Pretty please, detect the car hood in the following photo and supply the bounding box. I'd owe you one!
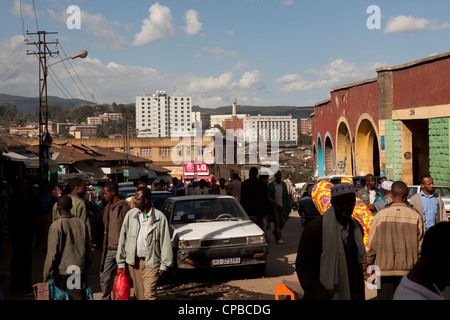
[172,220,264,241]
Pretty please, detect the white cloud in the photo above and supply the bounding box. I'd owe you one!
[276,59,385,92]
[202,46,238,61]
[133,2,175,46]
[47,8,127,51]
[384,15,450,34]
[238,70,263,89]
[281,0,295,6]
[182,9,202,37]
[10,0,39,19]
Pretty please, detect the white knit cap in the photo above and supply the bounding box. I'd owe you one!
[381,180,393,191]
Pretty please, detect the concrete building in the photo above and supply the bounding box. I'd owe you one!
[300,118,312,135]
[87,113,123,126]
[243,115,298,146]
[311,52,450,187]
[69,125,97,139]
[135,90,192,138]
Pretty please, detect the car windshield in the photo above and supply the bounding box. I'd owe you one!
[171,198,248,224]
[435,187,450,197]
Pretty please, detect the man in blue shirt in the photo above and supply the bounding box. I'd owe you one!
[410,174,447,230]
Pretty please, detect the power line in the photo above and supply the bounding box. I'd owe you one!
[31,0,39,31]
[57,43,98,104]
[49,56,90,102]
[0,57,35,85]
[0,44,25,66]
[19,0,26,38]
[47,69,79,109]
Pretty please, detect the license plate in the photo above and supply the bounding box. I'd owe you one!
[212,257,241,266]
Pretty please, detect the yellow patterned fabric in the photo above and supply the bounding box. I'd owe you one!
[311,180,374,252]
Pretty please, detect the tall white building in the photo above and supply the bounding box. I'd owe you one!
[243,115,298,146]
[135,90,192,137]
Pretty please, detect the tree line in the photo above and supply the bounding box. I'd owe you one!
[0,102,136,137]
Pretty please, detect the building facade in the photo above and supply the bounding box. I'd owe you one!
[243,115,298,146]
[311,52,450,187]
[135,90,192,138]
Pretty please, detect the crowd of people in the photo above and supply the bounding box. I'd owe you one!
[3,169,447,301]
[296,173,450,300]
[0,168,296,301]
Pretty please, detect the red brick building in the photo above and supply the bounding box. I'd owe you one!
[312,52,450,186]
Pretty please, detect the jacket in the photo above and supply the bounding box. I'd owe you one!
[268,180,291,222]
[393,274,444,300]
[409,192,447,226]
[52,194,92,244]
[356,185,377,207]
[100,199,130,269]
[366,203,424,276]
[240,177,269,219]
[116,207,173,271]
[43,215,91,278]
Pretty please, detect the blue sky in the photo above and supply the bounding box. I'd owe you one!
[1,0,450,108]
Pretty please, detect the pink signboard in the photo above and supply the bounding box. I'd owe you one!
[184,162,209,175]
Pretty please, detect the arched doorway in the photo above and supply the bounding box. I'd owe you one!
[355,117,380,176]
[317,134,325,176]
[336,121,353,175]
[324,134,335,175]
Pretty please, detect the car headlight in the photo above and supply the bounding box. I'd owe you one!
[178,240,201,249]
[247,235,266,245]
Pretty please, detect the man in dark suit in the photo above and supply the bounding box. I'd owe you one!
[240,167,269,239]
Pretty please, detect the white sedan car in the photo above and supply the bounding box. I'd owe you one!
[408,185,450,218]
[160,195,269,276]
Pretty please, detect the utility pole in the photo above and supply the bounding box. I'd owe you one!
[27,31,59,183]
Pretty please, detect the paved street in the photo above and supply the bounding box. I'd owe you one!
[0,209,377,300]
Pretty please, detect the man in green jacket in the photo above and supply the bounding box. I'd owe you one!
[116,187,173,300]
[268,171,291,244]
[43,196,91,300]
[52,178,92,246]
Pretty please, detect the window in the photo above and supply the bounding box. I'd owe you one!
[141,148,151,157]
[159,147,170,157]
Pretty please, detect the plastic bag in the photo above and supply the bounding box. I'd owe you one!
[86,286,94,300]
[113,269,131,300]
[47,279,68,300]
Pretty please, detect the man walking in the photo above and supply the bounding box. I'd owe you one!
[356,174,378,212]
[367,181,425,300]
[240,167,269,236]
[116,187,173,300]
[268,171,291,244]
[99,181,130,300]
[296,183,366,300]
[52,177,92,246]
[43,196,91,300]
[409,174,447,231]
[227,173,241,201]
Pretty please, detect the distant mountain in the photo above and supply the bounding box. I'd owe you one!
[0,94,95,114]
[192,105,315,120]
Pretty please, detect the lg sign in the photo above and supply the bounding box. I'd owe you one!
[184,162,209,175]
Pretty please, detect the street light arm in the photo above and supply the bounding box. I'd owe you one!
[48,49,88,68]
[70,50,88,59]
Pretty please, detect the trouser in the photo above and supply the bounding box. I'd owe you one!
[128,258,160,300]
[99,249,117,300]
[253,215,270,243]
[377,276,402,300]
[272,207,286,241]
